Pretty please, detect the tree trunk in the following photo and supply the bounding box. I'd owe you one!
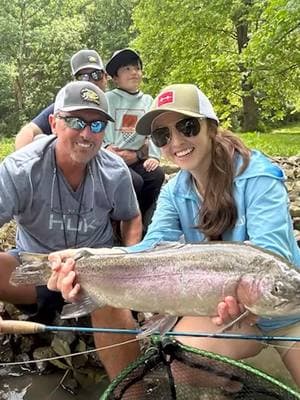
[234,0,259,131]
[241,91,259,132]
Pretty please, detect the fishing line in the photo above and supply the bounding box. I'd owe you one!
[0,337,139,367]
[0,335,299,369]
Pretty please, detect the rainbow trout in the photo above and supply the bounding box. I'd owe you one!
[10,242,300,319]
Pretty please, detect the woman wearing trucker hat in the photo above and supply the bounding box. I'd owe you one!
[48,83,300,387]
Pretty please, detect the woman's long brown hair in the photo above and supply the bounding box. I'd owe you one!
[198,119,250,240]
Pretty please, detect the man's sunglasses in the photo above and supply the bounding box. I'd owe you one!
[57,115,107,134]
[151,117,203,148]
[76,70,105,82]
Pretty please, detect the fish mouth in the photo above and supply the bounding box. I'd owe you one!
[273,300,289,309]
[273,298,300,312]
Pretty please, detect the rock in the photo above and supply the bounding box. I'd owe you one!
[33,346,56,373]
[0,335,14,363]
[290,206,300,218]
[0,220,16,251]
[294,218,300,230]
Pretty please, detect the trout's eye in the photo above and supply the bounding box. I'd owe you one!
[272,281,285,295]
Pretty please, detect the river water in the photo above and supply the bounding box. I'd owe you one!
[0,371,109,400]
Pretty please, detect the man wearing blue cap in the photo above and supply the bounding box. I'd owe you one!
[0,81,142,379]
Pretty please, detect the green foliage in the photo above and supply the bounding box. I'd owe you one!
[0,0,137,137]
[0,0,298,136]
[80,0,139,61]
[0,138,14,160]
[242,0,300,121]
[132,0,300,130]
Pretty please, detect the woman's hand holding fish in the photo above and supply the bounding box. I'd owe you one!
[212,296,243,326]
[47,255,81,303]
[212,296,257,327]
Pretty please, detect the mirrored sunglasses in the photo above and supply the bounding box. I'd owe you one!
[57,115,107,134]
[151,117,203,148]
[76,70,105,82]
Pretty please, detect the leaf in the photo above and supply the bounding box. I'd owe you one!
[73,367,107,387]
[49,358,70,370]
[72,339,88,369]
[51,336,73,368]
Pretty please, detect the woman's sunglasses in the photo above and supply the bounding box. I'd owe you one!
[57,115,107,134]
[76,70,105,82]
[151,117,203,148]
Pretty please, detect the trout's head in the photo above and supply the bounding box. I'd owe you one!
[238,267,300,318]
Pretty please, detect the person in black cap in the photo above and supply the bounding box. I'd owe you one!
[15,49,108,149]
[0,80,142,380]
[104,48,165,222]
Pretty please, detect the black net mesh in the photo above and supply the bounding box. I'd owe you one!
[100,338,300,400]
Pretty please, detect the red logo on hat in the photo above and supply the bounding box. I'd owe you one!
[158,91,174,107]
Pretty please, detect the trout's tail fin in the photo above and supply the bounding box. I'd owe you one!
[10,252,51,286]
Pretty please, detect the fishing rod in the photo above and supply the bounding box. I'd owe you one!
[1,319,300,342]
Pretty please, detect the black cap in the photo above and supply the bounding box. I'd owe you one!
[105,48,142,77]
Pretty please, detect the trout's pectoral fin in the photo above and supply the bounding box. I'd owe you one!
[61,295,104,319]
[73,249,95,261]
[137,314,178,339]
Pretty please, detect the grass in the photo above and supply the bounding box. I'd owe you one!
[0,123,299,162]
[237,123,300,157]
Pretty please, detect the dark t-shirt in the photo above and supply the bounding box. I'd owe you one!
[32,103,54,135]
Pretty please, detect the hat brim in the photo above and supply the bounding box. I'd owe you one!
[57,105,114,122]
[106,49,141,77]
[73,64,103,75]
[136,108,205,136]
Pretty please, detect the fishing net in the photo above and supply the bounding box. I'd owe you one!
[100,337,300,400]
